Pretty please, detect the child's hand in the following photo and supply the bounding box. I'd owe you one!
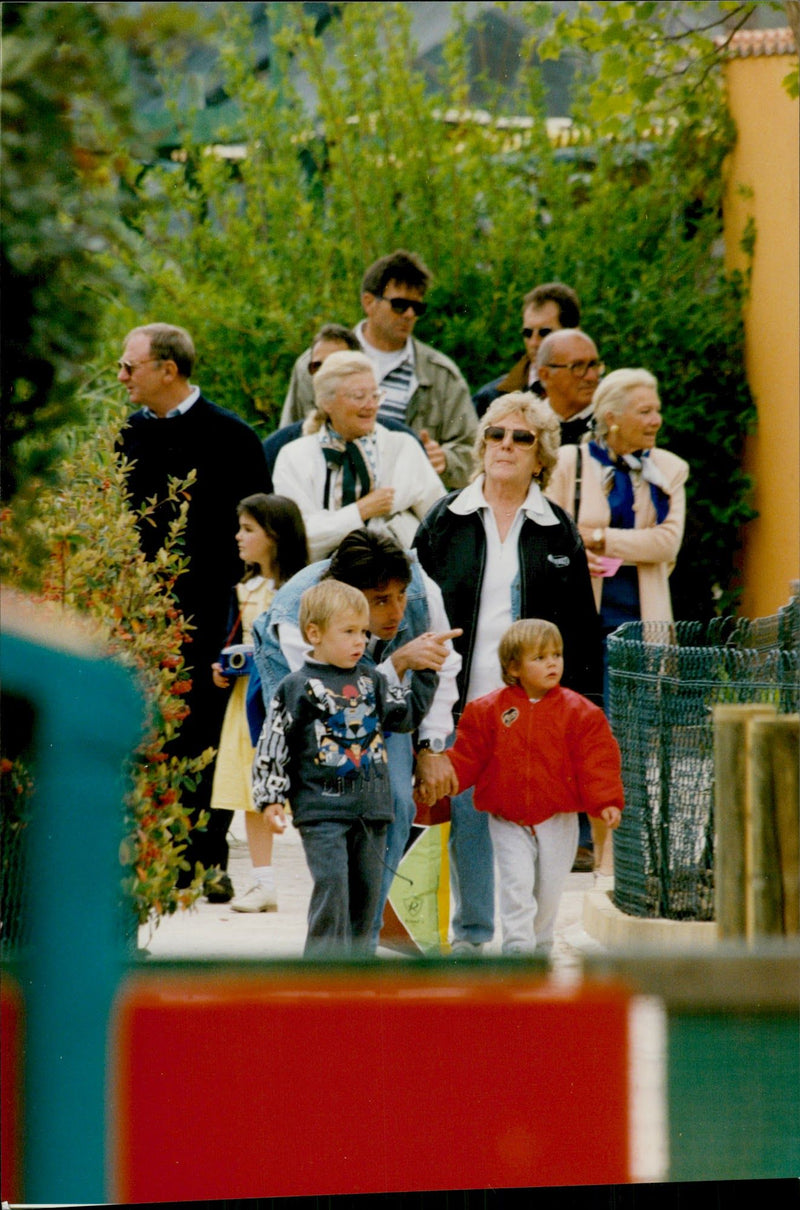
[600,806,622,829]
[263,802,288,833]
[211,661,230,689]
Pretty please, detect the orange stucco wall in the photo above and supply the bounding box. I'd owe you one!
[723,47,800,618]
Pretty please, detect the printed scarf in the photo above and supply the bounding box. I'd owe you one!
[319,426,377,509]
[588,440,670,527]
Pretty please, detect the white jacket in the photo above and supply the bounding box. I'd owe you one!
[272,422,446,561]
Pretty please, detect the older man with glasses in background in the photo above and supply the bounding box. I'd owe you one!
[279,249,476,490]
[536,327,605,448]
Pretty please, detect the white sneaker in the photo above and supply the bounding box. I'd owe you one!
[230,883,278,913]
[450,939,485,957]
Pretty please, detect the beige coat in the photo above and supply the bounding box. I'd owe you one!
[545,443,689,623]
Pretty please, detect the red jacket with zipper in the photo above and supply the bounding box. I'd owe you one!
[447,684,623,826]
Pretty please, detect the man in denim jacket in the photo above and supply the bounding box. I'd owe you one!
[252,529,461,947]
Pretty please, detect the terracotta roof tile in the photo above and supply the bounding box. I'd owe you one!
[719,27,798,58]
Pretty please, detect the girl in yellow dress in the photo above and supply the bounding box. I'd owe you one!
[210,494,308,911]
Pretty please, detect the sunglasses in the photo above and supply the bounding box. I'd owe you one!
[485,426,537,447]
[381,296,427,317]
[522,326,553,340]
[117,357,162,375]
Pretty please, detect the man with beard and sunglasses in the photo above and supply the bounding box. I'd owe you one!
[279,249,476,490]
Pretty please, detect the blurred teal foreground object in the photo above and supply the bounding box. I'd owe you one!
[1,593,144,1204]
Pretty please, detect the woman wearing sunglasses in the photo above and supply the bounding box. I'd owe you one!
[272,349,446,561]
[413,393,602,953]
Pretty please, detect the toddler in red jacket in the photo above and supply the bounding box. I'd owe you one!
[437,618,623,955]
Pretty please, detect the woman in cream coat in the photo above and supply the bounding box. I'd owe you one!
[547,367,688,627]
[546,367,689,875]
[273,350,445,561]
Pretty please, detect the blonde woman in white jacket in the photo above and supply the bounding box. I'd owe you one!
[546,367,689,876]
[273,350,445,561]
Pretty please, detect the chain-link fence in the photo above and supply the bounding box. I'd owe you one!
[608,587,800,920]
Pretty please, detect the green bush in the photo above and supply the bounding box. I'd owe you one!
[101,1,754,616]
[0,391,216,930]
[1,1,137,500]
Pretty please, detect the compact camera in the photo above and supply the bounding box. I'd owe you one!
[218,643,255,678]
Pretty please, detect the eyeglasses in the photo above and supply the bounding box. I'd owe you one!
[485,426,537,447]
[117,357,162,375]
[340,389,384,406]
[543,359,604,379]
[522,326,553,340]
[380,296,427,317]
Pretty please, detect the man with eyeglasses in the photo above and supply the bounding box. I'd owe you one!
[536,328,605,448]
[472,282,581,418]
[117,323,270,902]
[279,250,476,489]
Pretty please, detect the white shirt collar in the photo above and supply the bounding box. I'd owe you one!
[143,384,200,420]
[355,319,415,371]
[448,474,560,526]
[542,398,594,426]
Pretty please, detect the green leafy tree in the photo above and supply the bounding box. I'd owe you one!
[0,393,217,930]
[0,2,141,500]
[533,1,798,132]
[107,1,760,615]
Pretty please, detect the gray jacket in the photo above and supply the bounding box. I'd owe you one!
[252,660,437,824]
[279,337,477,489]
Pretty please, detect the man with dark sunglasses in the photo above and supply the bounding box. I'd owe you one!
[279,250,476,490]
[472,282,581,418]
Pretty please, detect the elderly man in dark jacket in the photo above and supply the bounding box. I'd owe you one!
[117,322,270,898]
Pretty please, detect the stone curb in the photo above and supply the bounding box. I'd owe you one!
[583,889,717,949]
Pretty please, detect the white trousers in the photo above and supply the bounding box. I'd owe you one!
[488,812,579,954]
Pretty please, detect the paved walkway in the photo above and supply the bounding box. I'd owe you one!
[139,811,606,971]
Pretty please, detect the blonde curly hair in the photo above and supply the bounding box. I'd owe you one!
[472,393,561,489]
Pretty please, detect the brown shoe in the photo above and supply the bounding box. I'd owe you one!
[571,846,594,873]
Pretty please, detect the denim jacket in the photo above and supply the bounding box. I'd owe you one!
[252,554,432,711]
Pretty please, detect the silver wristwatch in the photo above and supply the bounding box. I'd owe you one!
[417,737,446,753]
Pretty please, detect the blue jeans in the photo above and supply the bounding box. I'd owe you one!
[298,818,389,956]
[371,731,416,946]
[449,787,495,945]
